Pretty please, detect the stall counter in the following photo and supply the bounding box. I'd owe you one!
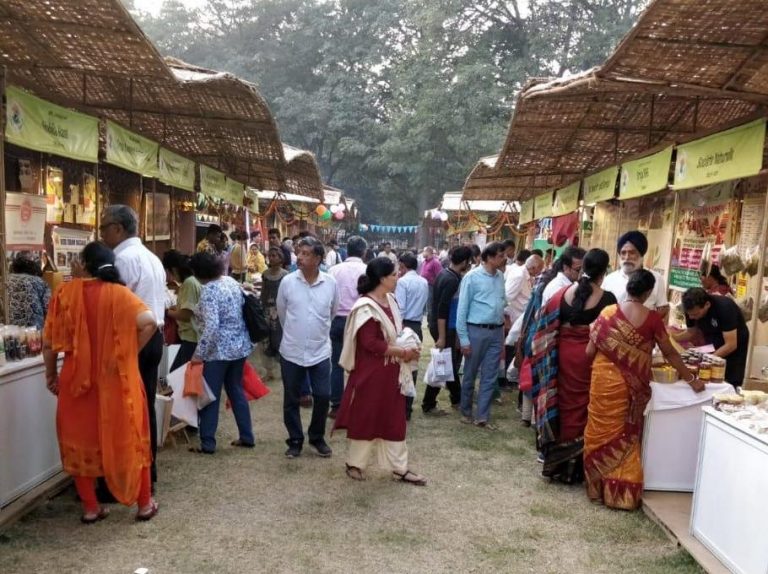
[691,407,768,574]
[0,356,62,509]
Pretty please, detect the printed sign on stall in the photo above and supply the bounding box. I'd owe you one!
[4,193,46,250]
[51,227,94,277]
[5,86,99,163]
[534,191,553,219]
[105,121,159,178]
[619,146,673,200]
[674,119,766,190]
[552,182,579,216]
[519,199,534,224]
[583,166,618,205]
[223,178,244,206]
[200,165,226,199]
[159,147,195,192]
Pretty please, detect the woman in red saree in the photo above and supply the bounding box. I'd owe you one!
[334,257,426,485]
[533,249,616,484]
[584,269,701,510]
[43,242,159,523]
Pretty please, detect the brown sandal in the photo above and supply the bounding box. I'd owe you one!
[135,500,159,522]
[345,464,366,481]
[392,470,427,486]
[80,506,110,524]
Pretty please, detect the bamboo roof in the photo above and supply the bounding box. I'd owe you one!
[0,0,324,199]
[462,0,768,202]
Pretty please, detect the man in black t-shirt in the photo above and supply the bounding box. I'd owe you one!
[423,246,473,414]
[674,288,749,386]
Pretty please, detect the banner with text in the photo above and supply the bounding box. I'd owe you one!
[5,86,98,163]
[159,147,195,192]
[224,178,245,206]
[200,165,227,200]
[534,191,553,219]
[583,166,618,205]
[5,193,46,250]
[552,182,580,216]
[52,227,94,277]
[519,199,534,224]
[619,146,673,200]
[674,119,766,190]
[105,121,159,177]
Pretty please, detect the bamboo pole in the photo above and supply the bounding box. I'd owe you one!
[0,66,8,323]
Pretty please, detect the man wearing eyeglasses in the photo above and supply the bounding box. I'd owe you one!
[541,246,586,307]
[100,205,167,485]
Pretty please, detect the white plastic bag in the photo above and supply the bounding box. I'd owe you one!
[424,348,453,388]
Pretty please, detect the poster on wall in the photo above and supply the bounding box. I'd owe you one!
[4,193,46,250]
[45,166,64,223]
[145,193,171,241]
[669,201,732,291]
[77,173,97,227]
[637,194,675,279]
[52,227,94,277]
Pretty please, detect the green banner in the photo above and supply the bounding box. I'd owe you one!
[105,121,159,177]
[200,164,226,199]
[534,191,553,219]
[669,268,703,290]
[553,182,580,216]
[674,119,766,190]
[5,86,99,163]
[519,199,534,224]
[583,166,618,205]
[158,147,195,192]
[619,146,673,200]
[223,178,244,206]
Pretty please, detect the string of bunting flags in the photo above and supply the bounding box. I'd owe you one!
[359,224,419,234]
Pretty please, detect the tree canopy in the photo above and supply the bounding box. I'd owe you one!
[130,0,648,223]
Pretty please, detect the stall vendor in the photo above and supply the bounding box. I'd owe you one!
[603,231,669,320]
[674,287,749,386]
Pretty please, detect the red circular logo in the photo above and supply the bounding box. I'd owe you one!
[20,199,32,222]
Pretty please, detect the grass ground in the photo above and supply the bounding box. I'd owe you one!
[0,339,703,574]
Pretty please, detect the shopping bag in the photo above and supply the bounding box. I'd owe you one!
[430,347,453,380]
[226,361,271,409]
[183,362,205,398]
[167,365,199,428]
[424,361,444,388]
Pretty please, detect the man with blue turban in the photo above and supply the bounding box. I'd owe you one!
[603,230,669,319]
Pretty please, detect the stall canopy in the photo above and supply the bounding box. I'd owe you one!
[462,0,767,202]
[429,191,511,215]
[0,0,324,200]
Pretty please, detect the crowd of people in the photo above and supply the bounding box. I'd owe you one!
[28,208,752,523]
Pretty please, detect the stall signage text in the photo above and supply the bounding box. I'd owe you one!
[674,119,766,190]
[158,147,195,192]
[5,86,99,163]
[200,165,227,200]
[224,178,244,206]
[4,193,46,250]
[583,166,618,205]
[552,182,580,216]
[105,121,159,177]
[619,146,673,200]
[534,191,553,219]
[519,199,534,224]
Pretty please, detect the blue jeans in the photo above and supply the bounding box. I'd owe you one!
[199,357,253,452]
[281,357,331,447]
[460,325,503,423]
[330,316,347,409]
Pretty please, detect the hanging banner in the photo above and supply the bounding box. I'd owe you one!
[583,166,618,205]
[223,178,244,206]
[674,119,766,190]
[619,146,673,200]
[552,182,580,216]
[5,86,99,163]
[200,165,226,199]
[519,199,534,225]
[533,191,553,219]
[145,193,171,241]
[51,227,94,277]
[105,121,159,177]
[4,193,46,250]
[158,147,195,192]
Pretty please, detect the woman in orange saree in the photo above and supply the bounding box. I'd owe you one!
[584,269,700,510]
[43,242,159,523]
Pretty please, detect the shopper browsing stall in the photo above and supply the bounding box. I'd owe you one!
[674,288,749,386]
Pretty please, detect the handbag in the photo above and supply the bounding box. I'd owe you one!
[242,291,269,342]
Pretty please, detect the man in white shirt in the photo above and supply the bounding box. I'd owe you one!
[603,231,669,318]
[100,205,166,484]
[541,246,586,307]
[325,239,341,268]
[277,237,339,459]
[380,242,398,265]
[504,252,544,387]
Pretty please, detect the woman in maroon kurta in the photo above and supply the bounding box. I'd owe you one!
[334,257,427,485]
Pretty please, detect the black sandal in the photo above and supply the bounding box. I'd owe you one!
[392,470,427,486]
[188,446,215,455]
[345,464,365,481]
[230,439,255,448]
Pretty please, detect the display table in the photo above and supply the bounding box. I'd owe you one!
[642,381,735,492]
[0,356,62,508]
[691,407,768,574]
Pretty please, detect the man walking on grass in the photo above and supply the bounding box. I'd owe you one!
[277,237,339,458]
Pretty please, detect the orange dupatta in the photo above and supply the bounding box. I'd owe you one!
[44,279,151,506]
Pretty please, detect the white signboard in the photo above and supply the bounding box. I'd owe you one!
[51,227,93,276]
[5,192,46,250]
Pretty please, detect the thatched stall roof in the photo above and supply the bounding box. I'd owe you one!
[283,145,324,200]
[0,0,324,200]
[600,0,768,102]
[462,0,767,202]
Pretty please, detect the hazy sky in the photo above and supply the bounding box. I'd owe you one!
[133,0,208,16]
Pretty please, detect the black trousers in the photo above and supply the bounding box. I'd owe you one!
[139,329,164,483]
[423,327,462,410]
[402,319,424,419]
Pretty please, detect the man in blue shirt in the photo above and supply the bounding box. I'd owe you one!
[456,241,507,430]
[395,252,429,420]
